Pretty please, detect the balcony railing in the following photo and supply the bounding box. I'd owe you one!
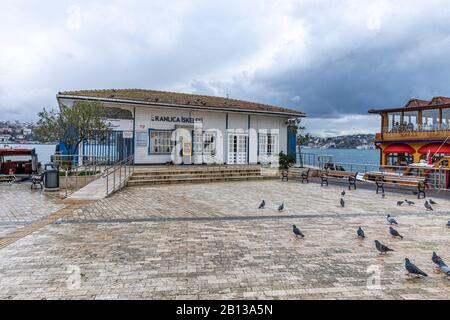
[378,126,450,141]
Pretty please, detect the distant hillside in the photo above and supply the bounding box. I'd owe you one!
[306,134,375,149]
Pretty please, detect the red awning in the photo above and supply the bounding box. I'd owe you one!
[418,143,450,154]
[383,144,415,154]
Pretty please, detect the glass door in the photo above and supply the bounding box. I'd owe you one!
[228,133,247,164]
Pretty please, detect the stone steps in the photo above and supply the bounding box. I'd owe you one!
[128,175,264,186]
[131,171,261,180]
[128,165,263,186]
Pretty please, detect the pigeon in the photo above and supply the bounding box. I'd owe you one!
[386,214,398,225]
[389,226,404,239]
[292,225,304,238]
[397,201,404,206]
[404,258,428,277]
[340,198,345,208]
[432,252,445,267]
[357,227,365,238]
[424,201,433,211]
[437,260,450,276]
[374,240,394,254]
[258,200,265,209]
[341,190,346,197]
[278,203,284,212]
[447,221,450,227]
[429,199,438,205]
[405,199,415,206]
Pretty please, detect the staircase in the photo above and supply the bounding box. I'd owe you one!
[128,165,263,186]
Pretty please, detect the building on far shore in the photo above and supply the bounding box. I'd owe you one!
[369,96,450,165]
[56,89,305,165]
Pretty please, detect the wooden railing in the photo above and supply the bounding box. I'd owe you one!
[376,129,450,141]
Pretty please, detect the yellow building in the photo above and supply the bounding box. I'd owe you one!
[369,96,450,166]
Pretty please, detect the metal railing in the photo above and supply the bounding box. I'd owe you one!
[61,162,103,198]
[51,154,116,168]
[104,155,134,196]
[297,150,333,168]
[316,160,450,191]
[382,125,450,134]
[48,154,131,198]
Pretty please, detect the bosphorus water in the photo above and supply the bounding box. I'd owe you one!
[301,147,379,165]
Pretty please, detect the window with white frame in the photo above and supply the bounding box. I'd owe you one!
[203,132,216,156]
[259,133,278,156]
[149,130,174,154]
[193,131,203,155]
[194,131,217,156]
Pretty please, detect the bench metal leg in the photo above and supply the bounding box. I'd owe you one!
[417,185,426,199]
[376,182,384,194]
[348,177,356,190]
[301,176,309,184]
[321,176,328,187]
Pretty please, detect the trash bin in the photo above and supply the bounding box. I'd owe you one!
[44,163,60,191]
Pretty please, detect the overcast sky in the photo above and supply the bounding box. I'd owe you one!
[2,0,450,136]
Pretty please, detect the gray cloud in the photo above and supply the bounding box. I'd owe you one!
[1,0,450,136]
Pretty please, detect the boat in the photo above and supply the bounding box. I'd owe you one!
[0,146,39,182]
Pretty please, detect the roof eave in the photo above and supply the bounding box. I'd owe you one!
[56,94,306,118]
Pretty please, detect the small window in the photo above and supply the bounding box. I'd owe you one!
[149,130,174,154]
[259,133,278,156]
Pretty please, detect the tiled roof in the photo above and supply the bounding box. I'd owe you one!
[428,96,450,105]
[57,89,305,117]
[403,98,430,108]
[369,96,450,113]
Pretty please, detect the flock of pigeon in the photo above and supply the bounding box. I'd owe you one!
[361,213,449,278]
[258,189,450,279]
[348,191,449,278]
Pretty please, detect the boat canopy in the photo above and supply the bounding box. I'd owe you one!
[0,148,36,157]
[383,144,415,154]
[418,143,450,154]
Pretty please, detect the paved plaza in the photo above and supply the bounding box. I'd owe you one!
[0,180,449,299]
[0,184,66,237]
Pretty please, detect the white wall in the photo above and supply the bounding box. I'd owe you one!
[58,98,291,165]
[251,115,287,164]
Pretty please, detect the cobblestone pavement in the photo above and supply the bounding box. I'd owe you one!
[0,184,66,237]
[0,180,449,299]
[61,180,450,221]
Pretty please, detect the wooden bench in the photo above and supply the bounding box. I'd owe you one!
[372,173,426,199]
[280,168,310,182]
[31,172,44,189]
[320,170,357,190]
[300,168,310,184]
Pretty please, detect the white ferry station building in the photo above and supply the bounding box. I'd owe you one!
[56,89,305,165]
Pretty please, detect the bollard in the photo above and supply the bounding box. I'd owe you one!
[65,170,68,198]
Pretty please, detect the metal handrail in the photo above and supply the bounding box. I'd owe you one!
[316,160,450,191]
[104,155,134,196]
[51,154,116,167]
[60,157,106,198]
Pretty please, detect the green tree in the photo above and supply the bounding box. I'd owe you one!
[34,101,110,156]
[287,118,311,167]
